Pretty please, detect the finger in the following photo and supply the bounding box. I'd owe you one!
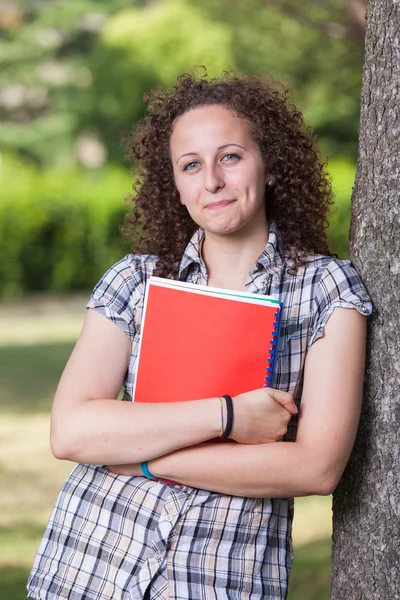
[270,390,298,414]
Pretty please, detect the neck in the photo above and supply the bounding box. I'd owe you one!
[202,220,269,291]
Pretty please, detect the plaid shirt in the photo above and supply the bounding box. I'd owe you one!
[28,226,372,600]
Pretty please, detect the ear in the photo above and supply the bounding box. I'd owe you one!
[266,174,275,187]
[179,197,186,206]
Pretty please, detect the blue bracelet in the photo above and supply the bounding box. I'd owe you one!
[140,461,157,479]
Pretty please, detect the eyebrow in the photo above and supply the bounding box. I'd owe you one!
[176,143,247,164]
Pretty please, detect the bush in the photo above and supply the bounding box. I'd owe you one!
[327,158,356,259]
[0,156,355,298]
[0,157,132,298]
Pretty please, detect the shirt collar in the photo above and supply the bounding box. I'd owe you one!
[178,228,207,281]
[178,223,284,281]
[253,222,284,274]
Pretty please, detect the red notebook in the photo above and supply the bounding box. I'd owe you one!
[133,277,282,403]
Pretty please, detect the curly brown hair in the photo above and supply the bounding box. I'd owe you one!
[123,70,334,278]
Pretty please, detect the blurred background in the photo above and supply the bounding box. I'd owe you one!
[0,0,366,598]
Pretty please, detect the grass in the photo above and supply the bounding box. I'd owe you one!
[0,301,332,600]
[0,343,75,413]
[289,538,332,599]
[0,566,32,600]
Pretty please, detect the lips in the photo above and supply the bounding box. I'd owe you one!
[205,199,235,209]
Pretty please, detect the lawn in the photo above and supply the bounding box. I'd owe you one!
[0,303,332,600]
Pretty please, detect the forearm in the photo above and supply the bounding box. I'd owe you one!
[52,386,297,466]
[51,398,220,465]
[148,441,336,498]
[113,309,365,497]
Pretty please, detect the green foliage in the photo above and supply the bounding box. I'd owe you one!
[84,0,234,160]
[201,0,363,159]
[0,0,363,166]
[0,154,354,298]
[0,0,235,165]
[327,158,356,258]
[102,1,233,85]
[0,156,132,297]
[0,0,135,165]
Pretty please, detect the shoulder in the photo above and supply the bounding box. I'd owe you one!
[301,255,372,315]
[301,255,372,347]
[86,253,158,340]
[282,254,370,306]
[99,252,158,281]
[277,254,372,346]
[91,253,157,299]
[294,253,359,282]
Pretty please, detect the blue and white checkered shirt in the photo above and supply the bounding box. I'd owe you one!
[28,226,372,600]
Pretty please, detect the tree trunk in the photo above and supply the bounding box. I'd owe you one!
[331,1,400,599]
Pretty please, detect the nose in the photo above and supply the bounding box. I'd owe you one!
[204,163,225,193]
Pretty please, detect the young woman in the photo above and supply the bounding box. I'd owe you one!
[28,72,372,600]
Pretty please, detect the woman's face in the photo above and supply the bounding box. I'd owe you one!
[170,104,271,238]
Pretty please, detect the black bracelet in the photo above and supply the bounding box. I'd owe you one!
[221,394,234,439]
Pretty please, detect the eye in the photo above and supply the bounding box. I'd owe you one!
[221,153,240,163]
[183,161,201,171]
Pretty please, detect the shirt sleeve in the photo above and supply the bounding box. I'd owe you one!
[308,259,373,348]
[86,256,140,342]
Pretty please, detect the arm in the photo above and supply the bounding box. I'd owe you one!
[113,308,366,497]
[51,309,219,464]
[51,309,296,465]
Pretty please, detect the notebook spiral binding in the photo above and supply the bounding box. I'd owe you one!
[264,304,283,388]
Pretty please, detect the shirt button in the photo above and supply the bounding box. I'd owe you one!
[181,486,188,492]
[166,514,173,522]
[154,550,161,560]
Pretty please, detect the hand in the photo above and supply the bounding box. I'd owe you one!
[229,388,297,444]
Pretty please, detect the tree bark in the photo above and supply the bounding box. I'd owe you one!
[331,1,400,599]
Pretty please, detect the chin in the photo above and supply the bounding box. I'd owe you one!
[204,223,241,236]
